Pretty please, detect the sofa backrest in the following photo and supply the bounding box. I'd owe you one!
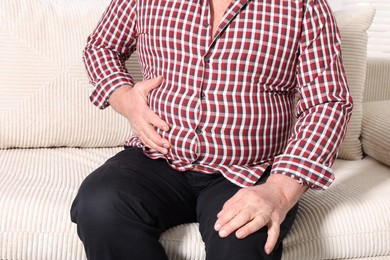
[364,58,390,103]
[1,0,387,153]
[0,0,136,149]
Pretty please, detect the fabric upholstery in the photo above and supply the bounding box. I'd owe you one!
[0,0,134,149]
[332,7,376,160]
[362,101,390,167]
[1,148,389,259]
[364,58,390,102]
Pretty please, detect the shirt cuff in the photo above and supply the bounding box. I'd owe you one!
[271,154,335,190]
[89,72,134,109]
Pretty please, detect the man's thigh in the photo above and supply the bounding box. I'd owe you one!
[195,174,298,260]
[72,147,197,231]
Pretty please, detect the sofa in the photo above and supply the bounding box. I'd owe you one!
[0,0,389,259]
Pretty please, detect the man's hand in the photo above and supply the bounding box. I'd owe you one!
[214,174,307,254]
[108,76,171,154]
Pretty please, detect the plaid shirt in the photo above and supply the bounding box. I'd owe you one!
[83,0,353,190]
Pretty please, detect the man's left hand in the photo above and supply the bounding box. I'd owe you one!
[214,174,308,254]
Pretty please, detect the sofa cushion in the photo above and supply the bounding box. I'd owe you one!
[364,58,390,103]
[0,0,137,149]
[1,148,389,259]
[362,101,390,167]
[332,7,376,160]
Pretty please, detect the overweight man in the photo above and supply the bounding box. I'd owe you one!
[71,0,353,259]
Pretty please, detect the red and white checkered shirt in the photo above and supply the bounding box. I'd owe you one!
[83,0,353,190]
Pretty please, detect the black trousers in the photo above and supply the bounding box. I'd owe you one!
[71,148,298,260]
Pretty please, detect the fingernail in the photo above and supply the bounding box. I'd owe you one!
[219,229,227,238]
[214,224,221,231]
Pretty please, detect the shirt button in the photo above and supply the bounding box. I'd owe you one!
[195,128,202,134]
[201,91,206,99]
[203,22,209,28]
[204,56,210,63]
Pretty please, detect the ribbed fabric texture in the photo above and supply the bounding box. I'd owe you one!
[362,101,390,167]
[0,0,143,149]
[282,156,390,260]
[0,148,122,260]
[332,7,376,160]
[364,58,390,103]
[1,148,389,260]
[160,224,206,260]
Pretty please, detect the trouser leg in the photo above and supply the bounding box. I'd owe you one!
[70,148,197,260]
[196,172,299,260]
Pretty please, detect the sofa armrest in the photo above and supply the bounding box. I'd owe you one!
[361,101,390,166]
[364,58,390,102]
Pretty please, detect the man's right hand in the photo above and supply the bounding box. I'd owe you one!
[108,76,171,154]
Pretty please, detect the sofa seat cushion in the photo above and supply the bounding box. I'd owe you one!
[1,148,389,260]
[282,157,390,259]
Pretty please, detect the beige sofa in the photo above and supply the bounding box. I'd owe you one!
[1,0,389,259]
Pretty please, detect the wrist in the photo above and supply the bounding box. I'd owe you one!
[108,84,132,103]
[108,85,133,114]
[263,173,308,209]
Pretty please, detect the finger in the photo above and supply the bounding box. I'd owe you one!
[215,190,248,232]
[138,76,163,94]
[138,128,169,154]
[144,112,171,149]
[264,222,280,255]
[214,202,241,230]
[235,214,269,239]
[146,110,170,133]
[217,209,253,238]
[133,115,169,150]
[217,190,245,218]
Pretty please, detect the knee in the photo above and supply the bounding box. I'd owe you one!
[71,167,155,228]
[71,165,141,225]
[70,171,120,225]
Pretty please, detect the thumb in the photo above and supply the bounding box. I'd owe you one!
[264,222,280,255]
[140,76,164,94]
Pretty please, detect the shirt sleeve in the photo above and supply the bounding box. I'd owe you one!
[270,0,353,190]
[82,0,138,109]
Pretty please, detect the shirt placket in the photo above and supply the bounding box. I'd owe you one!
[192,0,251,167]
[190,0,212,166]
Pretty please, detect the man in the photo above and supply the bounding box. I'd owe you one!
[71,0,353,259]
